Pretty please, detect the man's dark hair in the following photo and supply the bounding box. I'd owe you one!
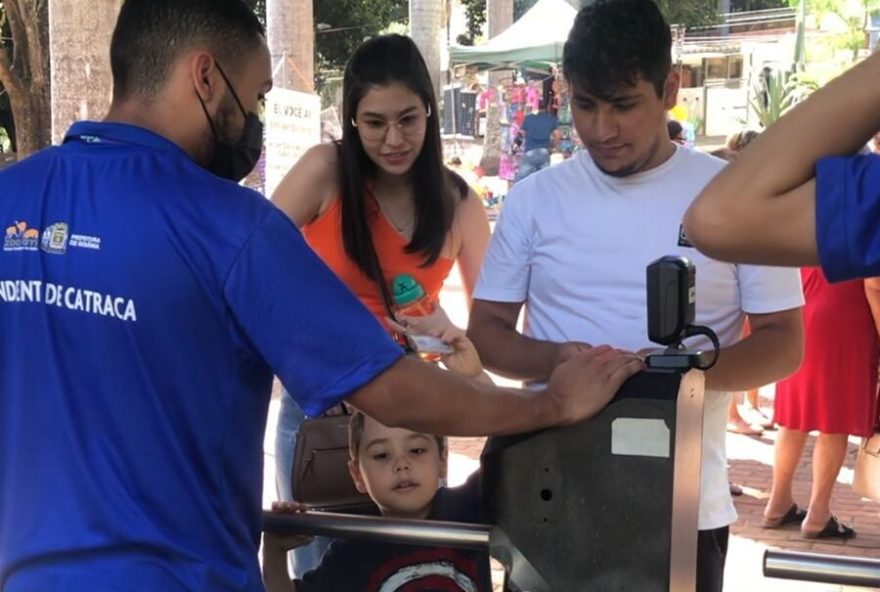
[110,0,265,100]
[563,0,672,99]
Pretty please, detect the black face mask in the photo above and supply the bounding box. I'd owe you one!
[197,63,264,182]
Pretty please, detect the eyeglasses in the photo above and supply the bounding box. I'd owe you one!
[352,106,431,142]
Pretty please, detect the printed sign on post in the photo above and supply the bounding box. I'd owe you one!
[264,88,321,198]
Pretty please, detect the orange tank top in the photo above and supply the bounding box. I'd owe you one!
[303,195,455,323]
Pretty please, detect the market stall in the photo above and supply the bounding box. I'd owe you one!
[448,0,580,186]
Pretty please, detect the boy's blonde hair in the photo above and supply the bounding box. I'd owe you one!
[348,411,445,461]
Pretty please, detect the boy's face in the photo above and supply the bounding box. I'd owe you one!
[570,72,679,177]
[348,415,447,520]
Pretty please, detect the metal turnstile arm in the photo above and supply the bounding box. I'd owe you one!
[764,549,880,587]
[262,510,491,551]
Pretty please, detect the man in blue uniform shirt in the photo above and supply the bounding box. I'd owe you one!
[0,1,643,591]
[683,51,880,282]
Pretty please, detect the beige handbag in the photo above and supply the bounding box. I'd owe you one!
[291,410,373,510]
[853,432,880,502]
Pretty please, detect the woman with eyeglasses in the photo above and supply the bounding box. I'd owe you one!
[270,34,490,577]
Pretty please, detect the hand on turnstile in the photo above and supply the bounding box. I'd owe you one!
[546,345,644,424]
[264,501,315,551]
[551,340,592,368]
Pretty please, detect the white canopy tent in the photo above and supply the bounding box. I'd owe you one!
[449,0,578,69]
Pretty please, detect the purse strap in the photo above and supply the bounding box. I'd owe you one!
[365,241,415,354]
[322,238,412,419]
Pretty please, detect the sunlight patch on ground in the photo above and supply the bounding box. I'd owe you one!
[447,451,480,487]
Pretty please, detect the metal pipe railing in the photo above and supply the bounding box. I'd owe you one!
[262,510,491,552]
[764,550,880,587]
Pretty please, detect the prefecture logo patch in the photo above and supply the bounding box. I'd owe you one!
[4,219,100,254]
[41,222,70,255]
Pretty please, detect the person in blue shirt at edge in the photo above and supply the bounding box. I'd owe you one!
[0,1,643,591]
[682,50,880,281]
[515,98,559,182]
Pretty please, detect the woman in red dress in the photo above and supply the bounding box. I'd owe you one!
[762,268,880,538]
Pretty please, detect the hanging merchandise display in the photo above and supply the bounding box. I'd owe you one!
[494,72,583,182]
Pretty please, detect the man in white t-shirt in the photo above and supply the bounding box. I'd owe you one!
[467,2,804,591]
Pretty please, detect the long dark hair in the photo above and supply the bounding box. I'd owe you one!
[338,34,464,285]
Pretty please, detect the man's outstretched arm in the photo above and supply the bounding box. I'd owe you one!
[347,346,642,437]
[684,52,880,267]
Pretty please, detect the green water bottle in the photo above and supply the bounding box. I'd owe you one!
[391,274,435,317]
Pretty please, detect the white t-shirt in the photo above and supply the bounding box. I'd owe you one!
[475,146,804,530]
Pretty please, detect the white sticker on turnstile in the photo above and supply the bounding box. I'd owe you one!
[611,418,670,458]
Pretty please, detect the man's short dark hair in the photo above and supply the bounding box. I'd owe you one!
[110,0,265,100]
[563,0,672,99]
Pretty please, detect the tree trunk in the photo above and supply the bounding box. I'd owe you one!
[0,0,52,157]
[480,0,513,175]
[48,0,123,145]
[267,0,314,92]
[410,0,446,101]
[6,86,50,157]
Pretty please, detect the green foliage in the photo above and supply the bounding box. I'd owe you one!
[655,0,719,27]
[747,70,817,127]
[0,127,11,153]
[314,0,407,72]
[461,0,486,45]
[516,0,720,27]
[729,0,788,9]
[513,0,719,26]
[787,0,880,59]
[252,0,266,26]
[459,0,487,45]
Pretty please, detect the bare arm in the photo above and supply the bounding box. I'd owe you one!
[864,278,880,337]
[704,308,803,391]
[271,143,339,227]
[684,52,880,266]
[262,536,297,592]
[347,347,642,436]
[467,299,590,382]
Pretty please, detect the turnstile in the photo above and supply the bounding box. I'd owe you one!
[764,550,880,588]
[482,369,704,592]
[265,369,706,592]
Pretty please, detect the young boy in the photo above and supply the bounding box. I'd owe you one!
[262,337,492,592]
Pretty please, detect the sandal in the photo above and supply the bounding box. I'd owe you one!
[802,515,856,540]
[762,503,807,529]
[726,419,763,436]
[743,407,776,430]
